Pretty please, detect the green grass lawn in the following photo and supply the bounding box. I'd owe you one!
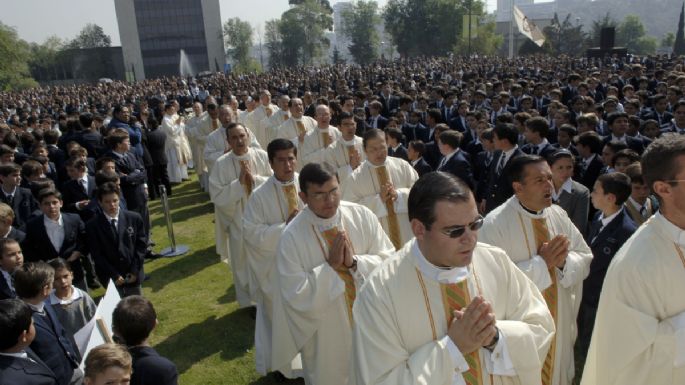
[98,173,299,384]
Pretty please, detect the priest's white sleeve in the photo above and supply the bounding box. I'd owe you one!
[667,311,685,367]
[514,256,552,291]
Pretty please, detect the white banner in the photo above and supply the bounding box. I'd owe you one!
[513,5,546,47]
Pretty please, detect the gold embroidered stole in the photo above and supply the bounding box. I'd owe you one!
[376,165,402,250]
[532,217,557,385]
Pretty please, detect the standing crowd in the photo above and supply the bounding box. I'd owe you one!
[1,53,685,385]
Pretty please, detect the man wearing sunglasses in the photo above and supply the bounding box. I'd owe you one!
[480,155,592,385]
[351,171,554,384]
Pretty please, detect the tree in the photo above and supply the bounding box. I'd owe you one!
[384,0,476,57]
[341,1,380,65]
[675,2,685,55]
[264,19,284,69]
[617,15,657,55]
[27,35,66,81]
[542,13,587,56]
[331,46,345,64]
[0,22,37,90]
[279,0,333,66]
[67,23,111,49]
[588,12,618,47]
[662,32,676,49]
[223,17,257,73]
[453,16,502,56]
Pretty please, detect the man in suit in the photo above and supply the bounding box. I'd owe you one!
[385,127,408,162]
[0,163,38,230]
[21,189,88,292]
[521,116,557,159]
[641,94,673,131]
[142,116,169,200]
[577,172,637,362]
[422,123,450,170]
[407,140,432,177]
[532,83,551,115]
[365,101,388,130]
[103,129,150,238]
[448,101,469,132]
[602,111,645,155]
[14,262,82,385]
[436,130,475,190]
[112,296,178,385]
[60,158,95,221]
[561,73,582,107]
[43,131,66,183]
[86,182,147,298]
[479,123,523,214]
[401,111,429,143]
[575,131,605,191]
[73,113,103,159]
[0,298,59,385]
[623,163,659,225]
[377,83,398,117]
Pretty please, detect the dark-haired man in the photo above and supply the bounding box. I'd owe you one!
[479,123,523,214]
[582,135,685,384]
[480,155,592,385]
[272,162,394,385]
[352,171,554,384]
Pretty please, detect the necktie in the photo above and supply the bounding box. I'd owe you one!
[79,179,87,194]
[438,156,447,169]
[321,131,332,147]
[282,184,298,215]
[321,227,356,325]
[110,218,118,240]
[376,166,402,250]
[532,217,557,385]
[441,281,484,385]
[640,205,647,217]
[296,121,306,136]
[496,154,506,175]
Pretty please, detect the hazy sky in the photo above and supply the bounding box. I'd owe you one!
[1,0,500,46]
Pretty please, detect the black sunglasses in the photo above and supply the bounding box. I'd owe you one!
[440,216,484,238]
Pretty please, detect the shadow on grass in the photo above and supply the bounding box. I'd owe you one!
[248,374,305,384]
[150,200,214,228]
[218,284,236,304]
[144,245,218,293]
[155,307,257,375]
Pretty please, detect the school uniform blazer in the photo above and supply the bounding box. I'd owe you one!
[104,150,147,212]
[85,209,147,285]
[0,187,38,230]
[129,346,179,385]
[7,227,26,243]
[61,176,96,215]
[481,148,524,213]
[22,213,87,282]
[412,158,432,177]
[437,150,475,191]
[582,208,637,308]
[30,304,80,385]
[0,271,14,300]
[555,180,590,234]
[0,348,58,385]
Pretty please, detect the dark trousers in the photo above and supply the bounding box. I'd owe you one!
[147,164,171,199]
[575,301,598,370]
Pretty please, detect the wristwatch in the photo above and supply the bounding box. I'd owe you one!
[344,256,358,270]
[484,327,500,352]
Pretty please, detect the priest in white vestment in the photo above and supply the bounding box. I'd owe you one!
[190,100,221,190]
[300,105,341,166]
[273,97,317,145]
[480,155,592,385]
[209,122,272,307]
[243,139,304,377]
[581,136,685,385]
[324,111,365,188]
[204,105,261,174]
[245,90,279,147]
[259,95,290,146]
[272,162,395,385]
[352,171,555,385]
[161,104,189,183]
[343,128,418,250]
[184,102,204,171]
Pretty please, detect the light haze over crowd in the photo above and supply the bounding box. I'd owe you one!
[1,0,501,46]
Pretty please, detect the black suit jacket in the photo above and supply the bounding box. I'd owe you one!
[86,209,147,286]
[0,269,15,300]
[521,142,558,159]
[22,213,87,283]
[31,304,80,385]
[481,148,524,213]
[473,151,493,199]
[366,115,388,130]
[576,155,605,191]
[145,128,168,166]
[0,187,38,230]
[412,157,432,177]
[7,227,26,243]
[105,150,148,212]
[602,135,645,155]
[388,145,409,162]
[129,346,179,385]
[423,141,442,170]
[402,123,429,143]
[0,348,58,385]
[61,176,96,217]
[73,131,103,159]
[437,150,475,191]
[448,115,468,132]
[582,209,637,308]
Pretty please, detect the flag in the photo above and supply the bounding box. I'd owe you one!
[513,5,546,47]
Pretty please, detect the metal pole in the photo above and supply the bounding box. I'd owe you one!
[468,0,472,56]
[158,185,190,257]
[508,0,514,58]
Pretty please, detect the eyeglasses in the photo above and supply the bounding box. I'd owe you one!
[440,216,484,238]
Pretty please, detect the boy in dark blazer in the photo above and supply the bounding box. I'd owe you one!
[407,140,432,177]
[577,172,637,361]
[0,298,58,385]
[0,162,39,230]
[86,182,147,298]
[113,295,178,385]
[385,127,409,162]
[0,238,23,300]
[436,130,475,190]
[14,262,82,385]
[21,189,88,292]
[60,158,96,222]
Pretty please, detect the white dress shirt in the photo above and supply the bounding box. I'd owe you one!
[43,215,65,252]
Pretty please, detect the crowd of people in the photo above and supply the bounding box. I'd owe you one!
[1,52,685,384]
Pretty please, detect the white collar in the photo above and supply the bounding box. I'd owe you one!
[1,186,17,196]
[411,157,421,166]
[104,211,119,223]
[0,351,28,359]
[341,136,360,146]
[611,134,627,142]
[502,145,518,159]
[27,302,45,314]
[628,196,646,211]
[509,196,547,218]
[49,286,82,306]
[553,178,574,200]
[412,240,470,284]
[317,126,330,133]
[443,148,460,162]
[391,144,401,151]
[599,209,622,228]
[1,227,11,238]
[43,214,63,227]
[307,206,342,232]
[656,212,685,247]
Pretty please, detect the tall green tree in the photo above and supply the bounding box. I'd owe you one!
[66,23,111,49]
[0,22,37,90]
[279,0,333,66]
[662,32,676,49]
[384,0,477,57]
[541,13,587,56]
[223,17,258,72]
[264,19,284,69]
[341,1,380,65]
[675,3,685,55]
[617,15,657,54]
[453,15,502,56]
[27,35,66,81]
